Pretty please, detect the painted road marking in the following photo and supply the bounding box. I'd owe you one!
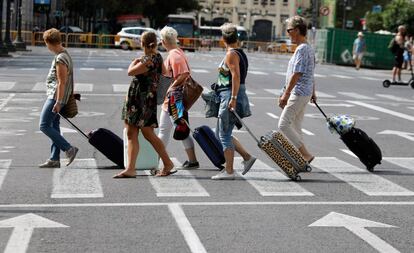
[108,68,123,71]
[338,92,374,100]
[376,94,414,103]
[20,68,37,71]
[80,68,95,71]
[147,158,209,197]
[0,160,11,190]
[302,128,314,136]
[360,76,383,81]
[51,159,103,198]
[32,82,45,91]
[316,91,336,98]
[192,69,210,73]
[314,73,327,78]
[246,90,256,95]
[384,157,414,172]
[0,94,15,111]
[348,101,414,122]
[312,157,414,196]
[331,74,354,79]
[235,157,314,196]
[112,84,129,93]
[264,89,281,96]
[74,83,93,92]
[248,70,268,75]
[274,71,286,76]
[169,204,207,253]
[0,82,15,91]
[266,112,279,119]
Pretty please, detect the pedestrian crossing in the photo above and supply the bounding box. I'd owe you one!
[0,157,413,199]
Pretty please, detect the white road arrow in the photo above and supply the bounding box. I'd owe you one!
[309,212,399,253]
[378,130,414,142]
[0,213,69,253]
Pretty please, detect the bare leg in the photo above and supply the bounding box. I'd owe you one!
[224,148,235,174]
[141,127,174,172]
[298,144,313,162]
[233,137,251,161]
[114,123,138,177]
[397,68,402,81]
[392,67,398,82]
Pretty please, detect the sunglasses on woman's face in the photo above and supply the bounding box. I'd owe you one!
[287,28,295,33]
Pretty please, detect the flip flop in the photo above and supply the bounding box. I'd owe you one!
[113,173,136,179]
[155,168,177,177]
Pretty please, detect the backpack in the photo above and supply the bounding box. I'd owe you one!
[388,38,399,54]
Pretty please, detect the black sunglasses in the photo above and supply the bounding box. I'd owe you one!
[287,28,295,33]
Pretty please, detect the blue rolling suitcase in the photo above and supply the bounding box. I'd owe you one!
[192,125,225,170]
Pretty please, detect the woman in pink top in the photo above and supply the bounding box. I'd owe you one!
[157,26,199,171]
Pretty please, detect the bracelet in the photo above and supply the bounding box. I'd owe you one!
[231,95,237,100]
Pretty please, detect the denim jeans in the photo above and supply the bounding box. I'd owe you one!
[215,84,251,150]
[39,98,71,161]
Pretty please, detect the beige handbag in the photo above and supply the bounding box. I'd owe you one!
[61,93,78,118]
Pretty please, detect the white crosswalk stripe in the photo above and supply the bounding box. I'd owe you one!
[316,91,336,98]
[235,158,314,196]
[266,112,279,119]
[0,160,11,190]
[192,69,210,73]
[147,158,209,197]
[331,74,354,79]
[312,157,414,196]
[314,73,327,78]
[108,68,124,71]
[75,83,93,92]
[112,84,129,93]
[264,89,281,96]
[338,92,374,100]
[383,157,414,172]
[246,90,256,95]
[80,68,95,71]
[32,82,45,91]
[360,76,383,81]
[249,70,268,75]
[51,159,104,198]
[376,94,414,103]
[20,68,37,71]
[0,82,15,91]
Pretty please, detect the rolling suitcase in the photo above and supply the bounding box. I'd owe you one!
[232,111,311,181]
[60,114,124,168]
[192,125,225,170]
[314,102,382,171]
[123,128,159,171]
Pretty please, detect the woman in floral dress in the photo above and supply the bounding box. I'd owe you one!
[114,31,174,178]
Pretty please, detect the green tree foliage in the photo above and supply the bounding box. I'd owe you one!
[382,0,414,34]
[365,12,383,32]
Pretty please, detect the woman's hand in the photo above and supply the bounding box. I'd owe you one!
[278,92,290,109]
[52,102,62,113]
[310,92,317,103]
[228,98,237,111]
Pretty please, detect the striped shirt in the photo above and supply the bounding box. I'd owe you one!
[46,50,73,104]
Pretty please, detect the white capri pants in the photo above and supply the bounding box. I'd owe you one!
[278,94,311,148]
[157,109,195,150]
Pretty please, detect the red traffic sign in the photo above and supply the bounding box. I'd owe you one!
[319,6,330,16]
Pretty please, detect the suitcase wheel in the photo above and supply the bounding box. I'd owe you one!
[291,175,301,181]
[150,168,157,176]
[366,166,374,172]
[305,165,312,172]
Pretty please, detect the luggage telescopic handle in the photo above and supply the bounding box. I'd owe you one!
[58,113,90,140]
[312,102,342,136]
[230,109,260,144]
[313,101,329,120]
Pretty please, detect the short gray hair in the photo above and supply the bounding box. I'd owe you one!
[160,26,178,45]
[220,23,238,44]
[286,16,308,36]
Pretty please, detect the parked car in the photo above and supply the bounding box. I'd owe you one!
[114,27,161,50]
[267,39,295,53]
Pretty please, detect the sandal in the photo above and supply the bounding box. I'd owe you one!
[155,168,177,177]
[113,172,136,179]
[307,156,315,164]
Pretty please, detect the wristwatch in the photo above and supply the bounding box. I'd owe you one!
[231,95,237,100]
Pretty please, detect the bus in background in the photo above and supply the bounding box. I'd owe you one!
[166,14,197,51]
[198,25,248,48]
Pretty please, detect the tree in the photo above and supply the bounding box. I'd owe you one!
[365,12,383,32]
[382,0,414,34]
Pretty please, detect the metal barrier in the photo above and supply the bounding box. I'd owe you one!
[10,30,295,54]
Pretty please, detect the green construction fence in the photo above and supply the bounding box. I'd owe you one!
[315,28,395,69]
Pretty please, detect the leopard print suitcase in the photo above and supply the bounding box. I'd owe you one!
[232,110,311,180]
[258,131,311,180]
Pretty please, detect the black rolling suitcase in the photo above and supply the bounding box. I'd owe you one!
[60,114,124,168]
[314,102,382,171]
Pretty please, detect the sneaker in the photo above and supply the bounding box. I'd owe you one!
[65,146,79,166]
[241,156,257,175]
[180,160,200,169]
[211,170,235,180]
[38,160,60,168]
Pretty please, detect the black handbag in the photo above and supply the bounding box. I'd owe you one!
[201,91,220,118]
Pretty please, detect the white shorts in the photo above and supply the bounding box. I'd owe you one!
[353,53,363,61]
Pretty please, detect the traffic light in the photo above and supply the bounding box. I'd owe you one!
[297,6,302,15]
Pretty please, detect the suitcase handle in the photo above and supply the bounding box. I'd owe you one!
[59,113,90,140]
[230,109,260,144]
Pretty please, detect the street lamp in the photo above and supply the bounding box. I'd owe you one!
[13,0,27,50]
[4,0,16,52]
[0,0,10,56]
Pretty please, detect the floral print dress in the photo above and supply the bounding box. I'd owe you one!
[122,53,163,128]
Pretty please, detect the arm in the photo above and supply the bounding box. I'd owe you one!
[52,62,68,113]
[167,72,190,92]
[279,72,302,109]
[128,57,150,76]
[225,51,240,111]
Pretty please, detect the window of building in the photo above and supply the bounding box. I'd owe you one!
[254,0,259,5]
[241,0,246,4]
[283,0,288,6]
[270,0,275,5]
[261,0,268,5]
[214,0,221,4]
[223,0,230,3]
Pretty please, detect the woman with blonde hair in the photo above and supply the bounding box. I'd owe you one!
[157,26,199,170]
[114,31,175,178]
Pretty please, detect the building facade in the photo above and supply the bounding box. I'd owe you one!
[198,0,312,41]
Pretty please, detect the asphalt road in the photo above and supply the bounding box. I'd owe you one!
[0,47,413,253]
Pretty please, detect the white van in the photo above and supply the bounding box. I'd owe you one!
[115,27,160,50]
